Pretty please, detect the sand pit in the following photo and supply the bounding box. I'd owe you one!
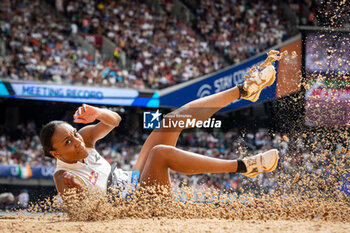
[0,216,349,233]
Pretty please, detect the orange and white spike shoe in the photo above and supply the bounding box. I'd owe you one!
[238,65,276,102]
[241,149,279,178]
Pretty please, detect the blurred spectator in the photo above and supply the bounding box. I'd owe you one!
[0,192,15,206]
[17,189,29,209]
[55,0,64,13]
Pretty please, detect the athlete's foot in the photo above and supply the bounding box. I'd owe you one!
[238,51,278,102]
[241,149,279,178]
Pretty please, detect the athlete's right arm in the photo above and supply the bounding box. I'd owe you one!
[53,170,84,195]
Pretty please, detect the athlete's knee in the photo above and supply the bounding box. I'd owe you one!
[149,145,175,162]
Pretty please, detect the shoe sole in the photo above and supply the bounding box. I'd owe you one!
[249,66,276,102]
[263,149,279,173]
[248,149,279,178]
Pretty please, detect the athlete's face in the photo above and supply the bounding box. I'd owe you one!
[50,123,88,163]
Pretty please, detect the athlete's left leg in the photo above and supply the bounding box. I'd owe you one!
[139,145,278,187]
[139,145,237,187]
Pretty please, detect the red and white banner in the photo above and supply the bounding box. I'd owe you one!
[81,34,103,49]
[306,88,350,101]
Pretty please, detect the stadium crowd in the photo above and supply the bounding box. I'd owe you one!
[0,119,345,196]
[55,0,224,89]
[1,0,305,90]
[182,0,288,64]
[286,0,350,27]
[1,0,349,90]
[0,0,142,89]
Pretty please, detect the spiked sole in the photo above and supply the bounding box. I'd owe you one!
[247,66,276,102]
[245,149,279,178]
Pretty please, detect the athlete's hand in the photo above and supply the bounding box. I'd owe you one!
[62,172,84,192]
[73,104,100,124]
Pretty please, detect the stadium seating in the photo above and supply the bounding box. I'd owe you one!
[1,0,304,89]
[0,0,136,88]
[181,0,288,64]
[57,0,224,89]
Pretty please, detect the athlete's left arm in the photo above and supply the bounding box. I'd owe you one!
[73,104,122,147]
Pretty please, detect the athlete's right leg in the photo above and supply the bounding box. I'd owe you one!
[132,52,279,175]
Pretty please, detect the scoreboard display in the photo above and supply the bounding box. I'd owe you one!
[304,31,350,127]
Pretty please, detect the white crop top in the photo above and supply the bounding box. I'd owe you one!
[55,148,112,191]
